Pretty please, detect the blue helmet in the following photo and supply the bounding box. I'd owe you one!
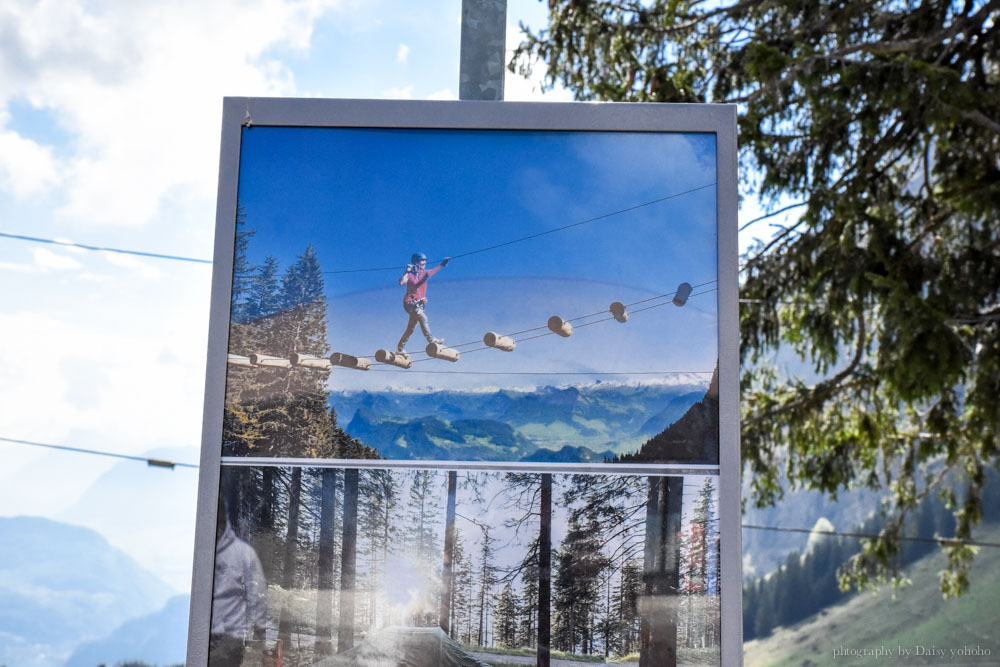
[411,252,427,264]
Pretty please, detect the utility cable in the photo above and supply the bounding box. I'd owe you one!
[12,432,994,550]
[0,231,211,264]
[0,436,198,470]
[321,183,716,275]
[741,524,1000,549]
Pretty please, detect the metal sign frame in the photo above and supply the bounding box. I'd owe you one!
[188,97,741,666]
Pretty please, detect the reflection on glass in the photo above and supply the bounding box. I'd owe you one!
[209,466,720,666]
[209,491,268,667]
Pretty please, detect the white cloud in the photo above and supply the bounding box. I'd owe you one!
[78,271,117,283]
[0,127,60,197]
[382,85,414,99]
[102,251,165,279]
[426,88,457,101]
[396,43,409,63]
[0,309,206,448]
[32,247,83,271]
[0,0,345,227]
[0,260,35,273]
[503,21,573,102]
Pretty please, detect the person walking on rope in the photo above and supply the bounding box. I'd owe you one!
[397,252,450,354]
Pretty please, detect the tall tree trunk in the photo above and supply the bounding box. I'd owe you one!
[277,467,302,646]
[605,574,612,658]
[537,473,552,667]
[478,565,486,646]
[314,468,337,657]
[639,477,682,667]
[440,470,458,633]
[337,468,359,652]
[258,466,277,573]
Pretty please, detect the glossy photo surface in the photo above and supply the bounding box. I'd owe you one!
[208,465,721,666]
[222,126,720,467]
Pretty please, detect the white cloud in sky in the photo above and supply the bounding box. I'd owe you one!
[396,43,410,63]
[32,247,83,271]
[0,309,206,450]
[426,88,457,101]
[0,126,60,197]
[0,0,345,228]
[503,21,573,102]
[383,85,414,99]
[102,251,166,279]
[0,260,33,273]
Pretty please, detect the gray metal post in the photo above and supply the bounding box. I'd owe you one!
[459,0,507,101]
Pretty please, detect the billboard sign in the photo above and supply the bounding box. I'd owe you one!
[189,98,740,666]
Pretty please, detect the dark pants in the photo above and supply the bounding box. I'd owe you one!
[209,633,245,667]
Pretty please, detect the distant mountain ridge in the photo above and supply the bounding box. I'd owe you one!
[333,381,708,462]
[615,368,719,464]
[346,409,537,461]
[0,516,175,667]
[64,594,189,667]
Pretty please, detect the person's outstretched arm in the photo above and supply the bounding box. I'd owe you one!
[421,257,450,282]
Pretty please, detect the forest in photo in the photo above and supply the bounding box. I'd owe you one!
[222,214,379,461]
[211,467,721,667]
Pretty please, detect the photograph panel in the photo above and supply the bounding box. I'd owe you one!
[208,464,721,666]
[223,126,720,466]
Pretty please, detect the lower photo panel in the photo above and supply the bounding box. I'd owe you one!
[209,465,721,667]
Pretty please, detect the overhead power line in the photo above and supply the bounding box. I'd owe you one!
[7,432,994,549]
[742,523,1000,549]
[0,231,212,264]
[321,182,717,274]
[2,184,715,274]
[0,436,198,470]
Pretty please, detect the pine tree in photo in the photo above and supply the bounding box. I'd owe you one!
[224,243,336,460]
[552,515,610,655]
[495,582,518,649]
[499,472,555,664]
[407,470,443,564]
[476,525,497,648]
[246,256,282,321]
[404,470,443,627]
[614,559,642,655]
[596,570,616,658]
[450,529,473,642]
[359,468,397,630]
[561,473,648,658]
[230,205,255,323]
[516,545,538,650]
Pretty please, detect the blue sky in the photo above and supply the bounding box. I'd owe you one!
[238,125,719,389]
[0,0,782,609]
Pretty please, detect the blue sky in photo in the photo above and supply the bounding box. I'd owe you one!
[236,125,719,389]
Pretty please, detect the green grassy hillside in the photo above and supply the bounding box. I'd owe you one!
[744,523,1000,666]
